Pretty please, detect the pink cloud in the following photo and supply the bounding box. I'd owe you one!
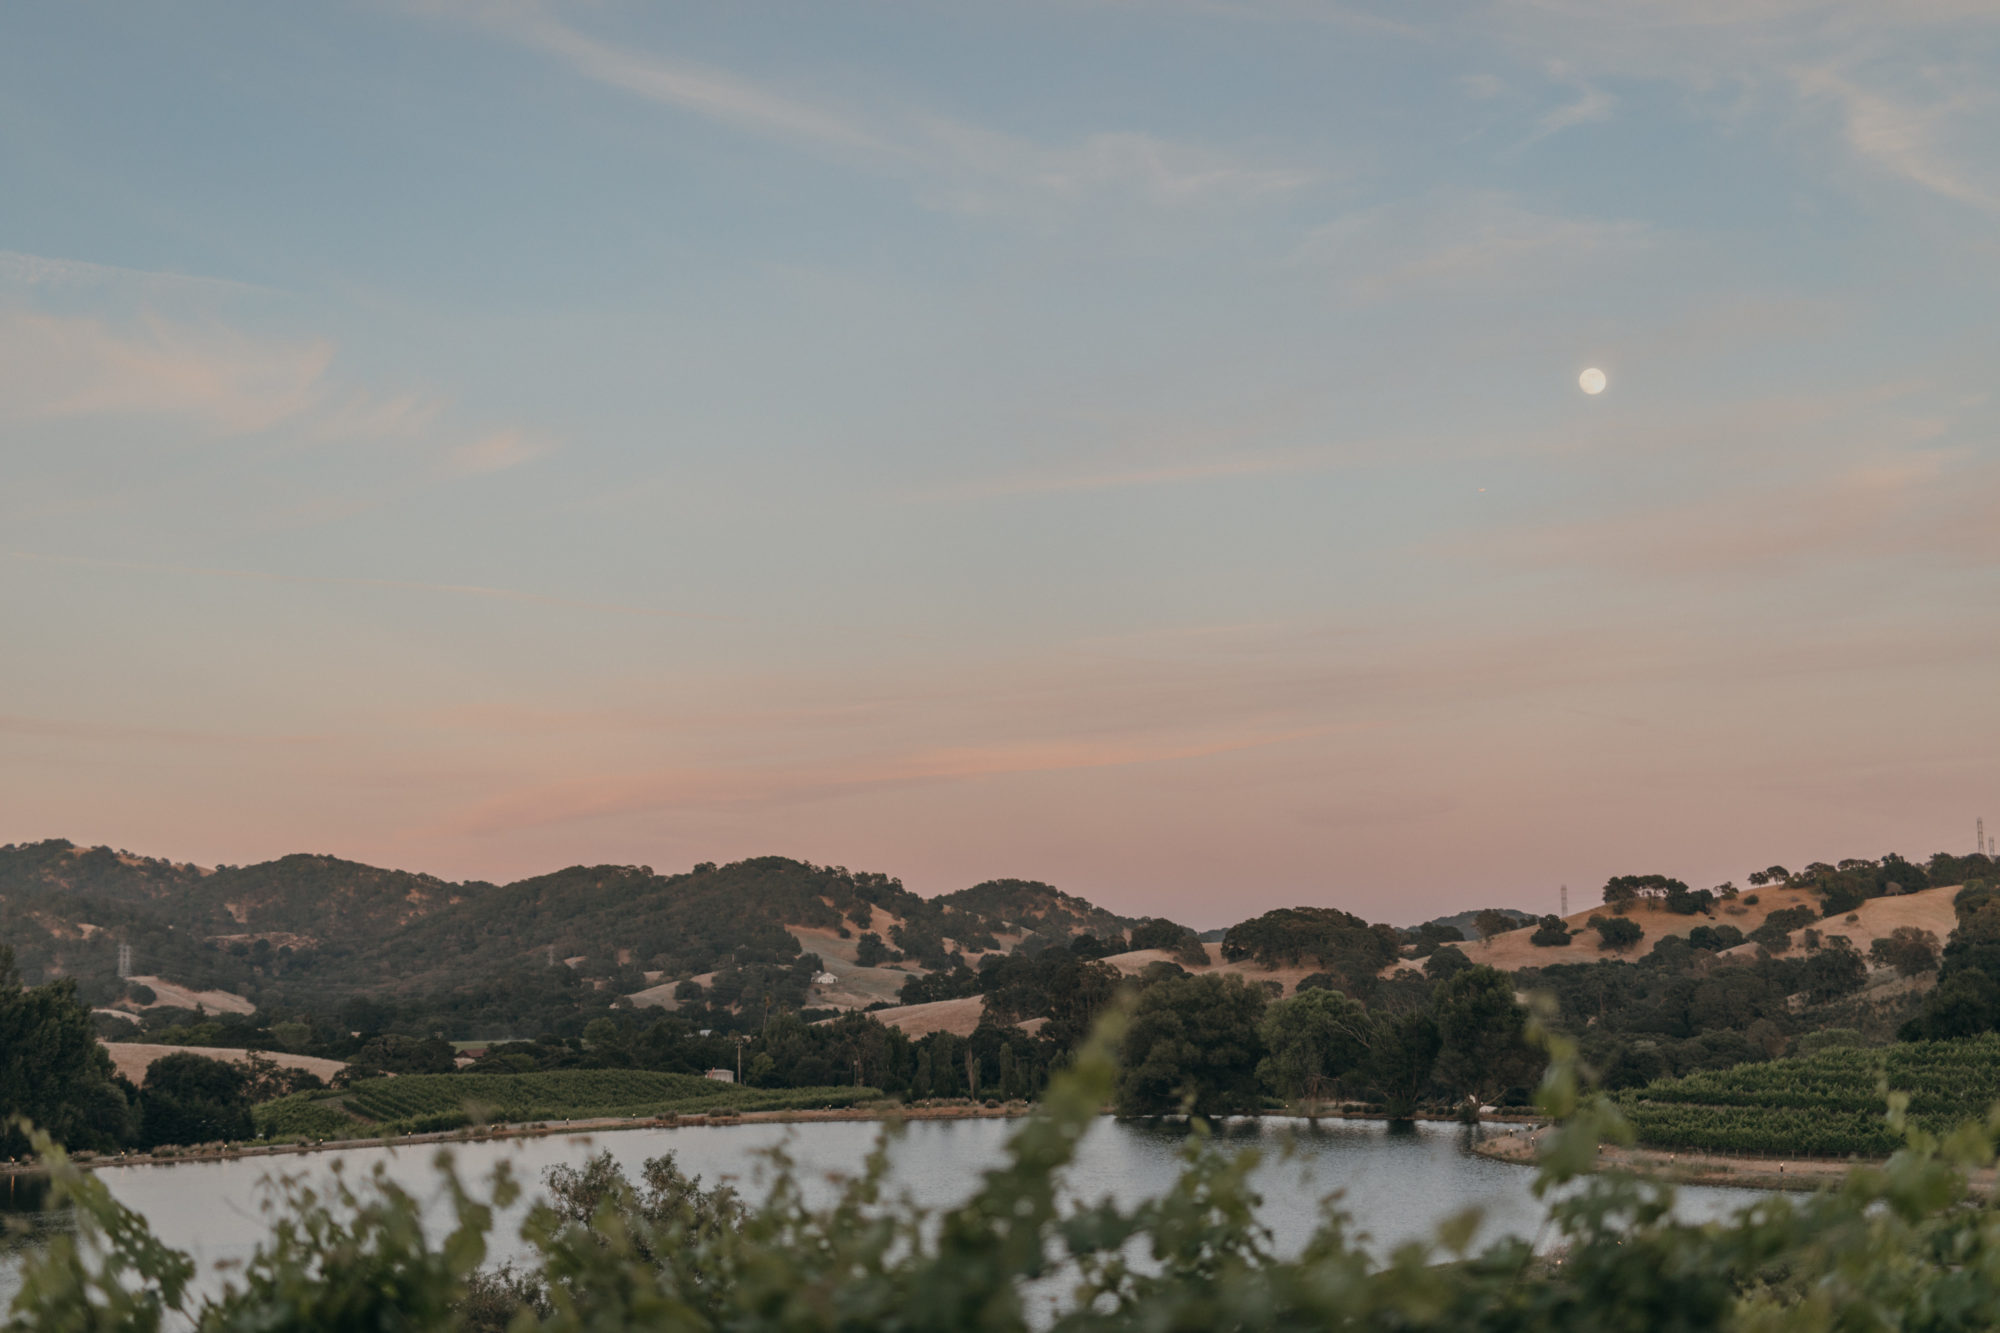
[0,310,331,433]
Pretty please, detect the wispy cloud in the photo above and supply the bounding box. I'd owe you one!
[1532,79,1616,139]
[493,6,891,157]
[1056,0,1429,37]
[1297,190,1651,300]
[419,722,1336,837]
[1791,66,2000,213]
[1,549,737,623]
[0,713,329,748]
[1468,449,2000,576]
[0,250,279,298]
[429,0,1318,217]
[916,124,1317,218]
[441,429,553,477]
[0,309,332,434]
[1489,1,2000,213]
[0,251,551,487]
[910,446,1353,502]
[303,390,449,446]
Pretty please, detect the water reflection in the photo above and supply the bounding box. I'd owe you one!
[1,1171,72,1301]
[0,1174,55,1216]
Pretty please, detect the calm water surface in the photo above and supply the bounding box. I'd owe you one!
[2,1117,1766,1312]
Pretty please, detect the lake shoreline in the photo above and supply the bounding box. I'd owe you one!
[1470,1123,1907,1193]
[4,1103,1541,1178]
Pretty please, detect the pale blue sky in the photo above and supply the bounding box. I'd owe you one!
[3,2,1996,923]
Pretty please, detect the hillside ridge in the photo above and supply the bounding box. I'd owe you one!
[7,837,1993,1043]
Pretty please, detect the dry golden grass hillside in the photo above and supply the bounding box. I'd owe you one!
[1432,881,1962,971]
[100,1042,347,1085]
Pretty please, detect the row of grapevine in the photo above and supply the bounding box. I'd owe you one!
[1619,1034,2000,1156]
[252,1094,374,1141]
[333,1069,880,1133]
[343,1070,719,1122]
[1621,1104,1902,1157]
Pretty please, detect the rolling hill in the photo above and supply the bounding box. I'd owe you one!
[8,837,1991,1050]
[0,840,1154,1031]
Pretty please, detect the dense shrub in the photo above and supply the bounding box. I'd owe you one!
[1871,926,1941,977]
[1126,917,1209,966]
[1749,906,1818,952]
[1529,915,1572,947]
[1588,915,1644,952]
[1602,873,1685,906]
[1220,906,1399,975]
[1422,945,1471,979]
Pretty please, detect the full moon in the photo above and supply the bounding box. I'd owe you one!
[1579,367,1607,395]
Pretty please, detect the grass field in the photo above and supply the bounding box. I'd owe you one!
[253,1069,880,1139]
[1620,1034,2000,1157]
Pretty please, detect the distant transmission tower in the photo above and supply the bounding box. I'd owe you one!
[1983,817,1990,857]
[116,943,133,979]
[1560,884,1569,916]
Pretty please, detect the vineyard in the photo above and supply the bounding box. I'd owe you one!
[1621,1035,2000,1156]
[251,1069,881,1138]
[253,1093,365,1140]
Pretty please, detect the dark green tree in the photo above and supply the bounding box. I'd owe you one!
[136,1052,253,1148]
[1220,907,1399,976]
[1529,915,1573,947]
[1686,924,1744,951]
[1871,926,1940,977]
[1364,1009,1440,1119]
[1604,873,1686,906]
[1903,971,2000,1040]
[1405,922,1463,958]
[1431,965,1540,1106]
[1127,918,1209,966]
[1663,883,1715,916]
[1256,988,1372,1102]
[1115,973,1267,1117]
[1589,915,1644,952]
[349,1034,458,1076]
[1902,892,2000,1039]
[1423,945,1472,979]
[0,945,134,1155]
[1041,957,1122,1050]
[1802,937,1867,1003]
[1749,905,1819,953]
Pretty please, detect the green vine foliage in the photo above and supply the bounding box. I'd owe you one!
[14,1009,2000,1331]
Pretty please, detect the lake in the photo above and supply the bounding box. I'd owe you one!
[2,1116,1767,1314]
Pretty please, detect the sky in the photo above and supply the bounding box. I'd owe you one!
[2,1,1997,927]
